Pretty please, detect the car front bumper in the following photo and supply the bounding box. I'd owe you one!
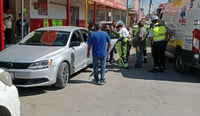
[5,66,58,87]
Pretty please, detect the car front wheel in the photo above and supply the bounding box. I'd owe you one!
[54,62,69,89]
[0,107,11,116]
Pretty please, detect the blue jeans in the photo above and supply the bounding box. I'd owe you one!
[136,48,143,67]
[93,56,106,82]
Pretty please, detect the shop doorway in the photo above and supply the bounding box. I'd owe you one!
[70,7,79,26]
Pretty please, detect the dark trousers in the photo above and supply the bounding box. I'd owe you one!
[109,48,114,63]
[4,28,13,44]
[143,49,147,58]
[163,41,168,68]
[152,41,166,68]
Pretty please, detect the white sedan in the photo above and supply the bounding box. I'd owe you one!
[0,69,20,116]
[0,26,117,88]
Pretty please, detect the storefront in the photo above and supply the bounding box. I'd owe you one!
[0,0,128,51]
[88,0,127,24]
[30,0,86,31]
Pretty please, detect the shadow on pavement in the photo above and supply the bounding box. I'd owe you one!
[69,80,99,85]
[18,68,97,97]
[119,53,200,83]
[18,86,60,97]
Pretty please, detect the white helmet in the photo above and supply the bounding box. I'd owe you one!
[151,15,159,21]
[116,20,125,28]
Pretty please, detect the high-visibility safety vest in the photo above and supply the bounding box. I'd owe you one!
[119,33,129,43]
[153,23,166,42]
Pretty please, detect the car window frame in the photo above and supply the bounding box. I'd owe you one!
[69,30,83,47]
[79,29,89,42]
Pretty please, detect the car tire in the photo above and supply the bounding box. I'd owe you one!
[0,107,11,116]
[54,62,69,89]
[175,52,189,73]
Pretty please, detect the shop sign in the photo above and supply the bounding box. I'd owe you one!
[92,0,127,10]
[34,0,48,15]
[106,0,115,7]
[114,0,127,10]
[92,0,106,4]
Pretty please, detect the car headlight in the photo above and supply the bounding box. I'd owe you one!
[0,71,13,86]
[28,60,52,70]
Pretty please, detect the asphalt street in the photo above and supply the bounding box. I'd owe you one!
[19,47,200,116]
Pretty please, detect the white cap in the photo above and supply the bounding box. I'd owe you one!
[151,15,159,21]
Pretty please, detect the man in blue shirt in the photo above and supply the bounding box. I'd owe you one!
[87,23,111,85]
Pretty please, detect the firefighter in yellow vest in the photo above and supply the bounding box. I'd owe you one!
[148,15,167,73]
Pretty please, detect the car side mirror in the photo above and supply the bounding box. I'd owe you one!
[70,41,81,47]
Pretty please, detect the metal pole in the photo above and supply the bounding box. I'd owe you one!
[148,0,152,17]
[138,0,140,21]
[67,0,70,26]
[126,0,128,26]
[21,0,24,39]
[94,2,97,23]
[85,0,88,28]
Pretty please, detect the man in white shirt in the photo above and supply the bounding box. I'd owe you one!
[116,22,130,68]
[4,9,14,44]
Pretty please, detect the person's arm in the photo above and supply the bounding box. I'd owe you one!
[137,28,146,49]
[87,35,92,57]
[28,27,30,34]
[27,21,30,33]
[10,14,14,20]
[107,42,111,53]
[3,14,8,20]
[137,29,142,52]
[148,28,154,43]
[87,45,91,57]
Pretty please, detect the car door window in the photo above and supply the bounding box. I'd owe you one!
[70,31,82,47]
[80,29,89,42]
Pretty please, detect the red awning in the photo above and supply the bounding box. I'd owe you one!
[92,0,127,10]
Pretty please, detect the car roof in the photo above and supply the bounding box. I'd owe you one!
[36,26,87,32]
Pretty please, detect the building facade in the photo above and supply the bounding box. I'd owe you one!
[0,0,128,51]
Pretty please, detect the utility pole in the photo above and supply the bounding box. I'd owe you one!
[148,0,152,17]
[21,0,24,39]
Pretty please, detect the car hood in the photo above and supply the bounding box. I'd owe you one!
[0,45,63,62]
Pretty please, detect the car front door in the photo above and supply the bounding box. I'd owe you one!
[80,29,92,65]
[69,30,87,72]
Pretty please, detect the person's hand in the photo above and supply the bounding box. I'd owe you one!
[87,52,90,57]
[136,47,140,52]
[107,49,109,56]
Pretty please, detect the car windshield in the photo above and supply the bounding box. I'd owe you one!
[19,30,70,46]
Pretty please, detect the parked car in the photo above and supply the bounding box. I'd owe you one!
[0,68,20,116]
[0,26,117,88]
[99,21,113,30]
